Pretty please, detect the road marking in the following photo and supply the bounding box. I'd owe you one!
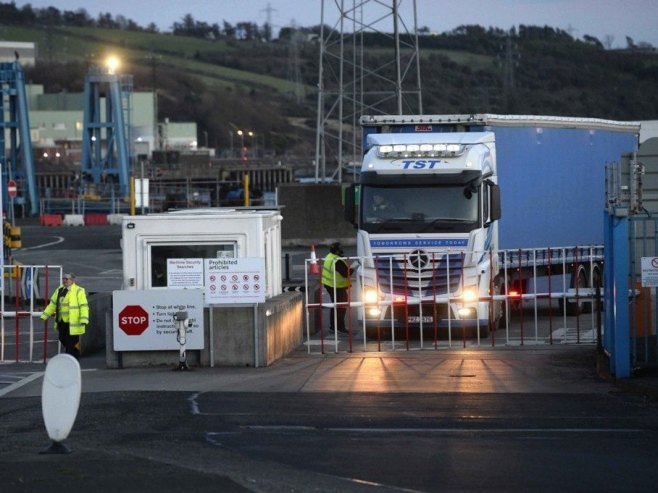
[239,425,645,434]
[21,236,65,250]
[0,371,43,397]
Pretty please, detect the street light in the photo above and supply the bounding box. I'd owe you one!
[237,130,246,161]
[247,131,256,157]
[106,55,120,74]
[236,130,256,160]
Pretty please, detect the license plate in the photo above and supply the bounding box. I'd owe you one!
[407,316,433,324]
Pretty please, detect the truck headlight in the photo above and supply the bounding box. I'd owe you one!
[364,288,379,304]
[458,307,477,318]
[461,287,478,302]
[367,307,381,317]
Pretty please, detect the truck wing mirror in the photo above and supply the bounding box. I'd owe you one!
[344,184,357,226]
[489,183,501,222]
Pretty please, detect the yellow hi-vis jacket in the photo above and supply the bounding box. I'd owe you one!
[322,252,350,289]
[40,283,89,335]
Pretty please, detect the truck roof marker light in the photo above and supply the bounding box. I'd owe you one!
[377,143,466,158]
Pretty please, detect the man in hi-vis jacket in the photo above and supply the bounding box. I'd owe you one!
[41,272,89,360]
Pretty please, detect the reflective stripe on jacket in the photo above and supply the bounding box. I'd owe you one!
[322,252,349,289]
[40,283,89,335]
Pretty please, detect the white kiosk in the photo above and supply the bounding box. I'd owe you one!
[109,208,302,368]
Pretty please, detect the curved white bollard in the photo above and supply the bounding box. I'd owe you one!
[40,354,81,454]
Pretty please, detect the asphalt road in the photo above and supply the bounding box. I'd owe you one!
[3,360,658,492]
[11,223,124,294]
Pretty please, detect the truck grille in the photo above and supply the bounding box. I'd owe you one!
[374,252,464,297]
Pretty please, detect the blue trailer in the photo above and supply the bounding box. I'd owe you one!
[346,114,640,335]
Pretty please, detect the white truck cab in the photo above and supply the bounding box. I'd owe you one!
[345,131,501,337]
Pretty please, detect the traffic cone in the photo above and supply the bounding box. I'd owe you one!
[308,244,321,275]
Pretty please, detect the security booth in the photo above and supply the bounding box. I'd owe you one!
[108,208,303,368]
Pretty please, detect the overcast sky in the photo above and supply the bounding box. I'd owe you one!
[15,0,658,48]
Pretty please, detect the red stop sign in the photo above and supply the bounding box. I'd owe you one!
[118,305,149,336]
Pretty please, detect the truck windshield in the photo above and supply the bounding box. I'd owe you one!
[361,185,479,233]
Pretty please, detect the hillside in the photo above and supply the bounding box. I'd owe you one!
[4,19,658,158]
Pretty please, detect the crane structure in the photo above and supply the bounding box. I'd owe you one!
[315,0,423,183]
[80,65,132,197]
[0,61,38,216]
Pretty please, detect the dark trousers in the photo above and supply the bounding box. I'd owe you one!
[324,284,348,332]
[57,322,80,360]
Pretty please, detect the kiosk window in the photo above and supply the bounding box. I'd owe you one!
[150,244,235,287]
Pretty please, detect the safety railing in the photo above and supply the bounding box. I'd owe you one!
[304,246,604,354]
[1,264,63,362]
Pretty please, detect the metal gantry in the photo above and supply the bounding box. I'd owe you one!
[315,0,423,183]
[0,61,37,215]
[80,66,132,196]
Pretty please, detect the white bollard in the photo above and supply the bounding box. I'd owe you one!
[40,354,81,454]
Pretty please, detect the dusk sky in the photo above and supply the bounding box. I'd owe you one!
[15,0,658,48]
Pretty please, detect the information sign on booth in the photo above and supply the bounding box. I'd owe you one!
[167,258,204,288]
[204,257,266,305]
[113,289,204,351]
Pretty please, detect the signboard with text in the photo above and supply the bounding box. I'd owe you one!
[641,257,658,287]
[113,289,204,351]
[167,258,204,288]
[204,257,266,304]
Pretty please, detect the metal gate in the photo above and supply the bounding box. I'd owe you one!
[629,217,658,369]
[604,139,658,377]
[1,264,63,362]
[304,248,603,354]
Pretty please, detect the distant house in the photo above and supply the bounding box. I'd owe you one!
[641,121,658,144]
[0,41,36,66]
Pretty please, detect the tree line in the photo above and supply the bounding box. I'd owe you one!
[2,1,654,51]
[0,1,272,40]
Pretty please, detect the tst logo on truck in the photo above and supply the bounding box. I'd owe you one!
[395,160,445,169]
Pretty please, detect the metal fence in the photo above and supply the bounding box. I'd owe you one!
[304,247,604,354]
[629,216,658,369]
[1,265,62,363]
